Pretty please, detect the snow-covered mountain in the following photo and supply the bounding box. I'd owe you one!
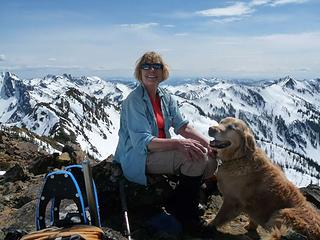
[1,72,319,187]
[0,72,132,159]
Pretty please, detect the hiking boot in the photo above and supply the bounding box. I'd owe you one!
[164,174,202,221]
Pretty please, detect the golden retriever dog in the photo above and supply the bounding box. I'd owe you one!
[207,117,320,240]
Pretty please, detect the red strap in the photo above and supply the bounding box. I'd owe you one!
[149,95,166,138]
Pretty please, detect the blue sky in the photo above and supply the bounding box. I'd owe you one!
[0,0,319,79]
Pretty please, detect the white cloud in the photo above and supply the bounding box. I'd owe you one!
[212,17,243,23]
[297,67,311,72]
[174,33,189,37]
[0,54,6,61]
[163,24,175,28]
[196,2,253,17]
[250,0,308,6]
[119,22,159,30]
[270,0,308,6]
[250,0,272,6]
[195,0,309,21]
[48,57,56,61]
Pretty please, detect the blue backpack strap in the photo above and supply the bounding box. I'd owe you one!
[50,165,86,224]
[36,170,87,230]
[64,164,101,227]
[64,165,88,206]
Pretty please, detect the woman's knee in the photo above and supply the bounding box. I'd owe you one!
[177,153,208,177]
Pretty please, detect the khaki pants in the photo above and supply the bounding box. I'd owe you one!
[146,150,217,180]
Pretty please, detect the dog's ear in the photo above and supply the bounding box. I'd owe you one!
[244,129,256,153]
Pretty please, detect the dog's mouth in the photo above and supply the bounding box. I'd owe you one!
[210,139,231,149]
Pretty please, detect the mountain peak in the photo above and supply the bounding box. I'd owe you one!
[0,72,20,99]
[4,71,15,77]
[276,76,297,89]
[1,71,19,81]
[284,78,296,89]
[62,73,73,80]
[43,73,102,86]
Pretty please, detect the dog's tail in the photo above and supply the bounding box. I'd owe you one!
[261,225,291,240]
[263,206,320,240]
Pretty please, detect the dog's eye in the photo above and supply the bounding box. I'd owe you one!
[227,124,236,130]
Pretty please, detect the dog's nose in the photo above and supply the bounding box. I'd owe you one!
[208,126,219,136]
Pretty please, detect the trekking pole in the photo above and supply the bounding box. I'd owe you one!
[119,177,132,240]
[82,159,100,227]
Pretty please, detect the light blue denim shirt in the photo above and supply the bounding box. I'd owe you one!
[114,84,189,185]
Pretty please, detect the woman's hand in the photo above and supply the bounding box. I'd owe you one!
[176,138,207,160]
[206,145,218,159]
[178,124,217,159]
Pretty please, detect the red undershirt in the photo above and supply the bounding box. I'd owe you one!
[149,94,166,138]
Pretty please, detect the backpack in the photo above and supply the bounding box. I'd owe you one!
[22,162,105,240]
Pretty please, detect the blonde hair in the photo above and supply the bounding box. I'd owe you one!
[134,51,169,82]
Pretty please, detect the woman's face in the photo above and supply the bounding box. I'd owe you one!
[140,62,163,87]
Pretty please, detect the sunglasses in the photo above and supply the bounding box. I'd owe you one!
[140,63,163,70]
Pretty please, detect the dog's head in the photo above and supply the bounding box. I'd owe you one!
[208,117,256,160]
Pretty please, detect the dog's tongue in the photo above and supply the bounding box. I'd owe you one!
[210,139,231,149]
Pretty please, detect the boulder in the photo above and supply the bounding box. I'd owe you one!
[3,164,30,182]
[300,184,320,209]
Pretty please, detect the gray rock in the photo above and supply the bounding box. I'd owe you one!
[3,164,29,182]
[300,184,320,209]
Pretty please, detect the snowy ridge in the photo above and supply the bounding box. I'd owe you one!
[0,72,132,159]
[0,72,319,186]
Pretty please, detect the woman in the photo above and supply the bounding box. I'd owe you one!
[114,51,217,228]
